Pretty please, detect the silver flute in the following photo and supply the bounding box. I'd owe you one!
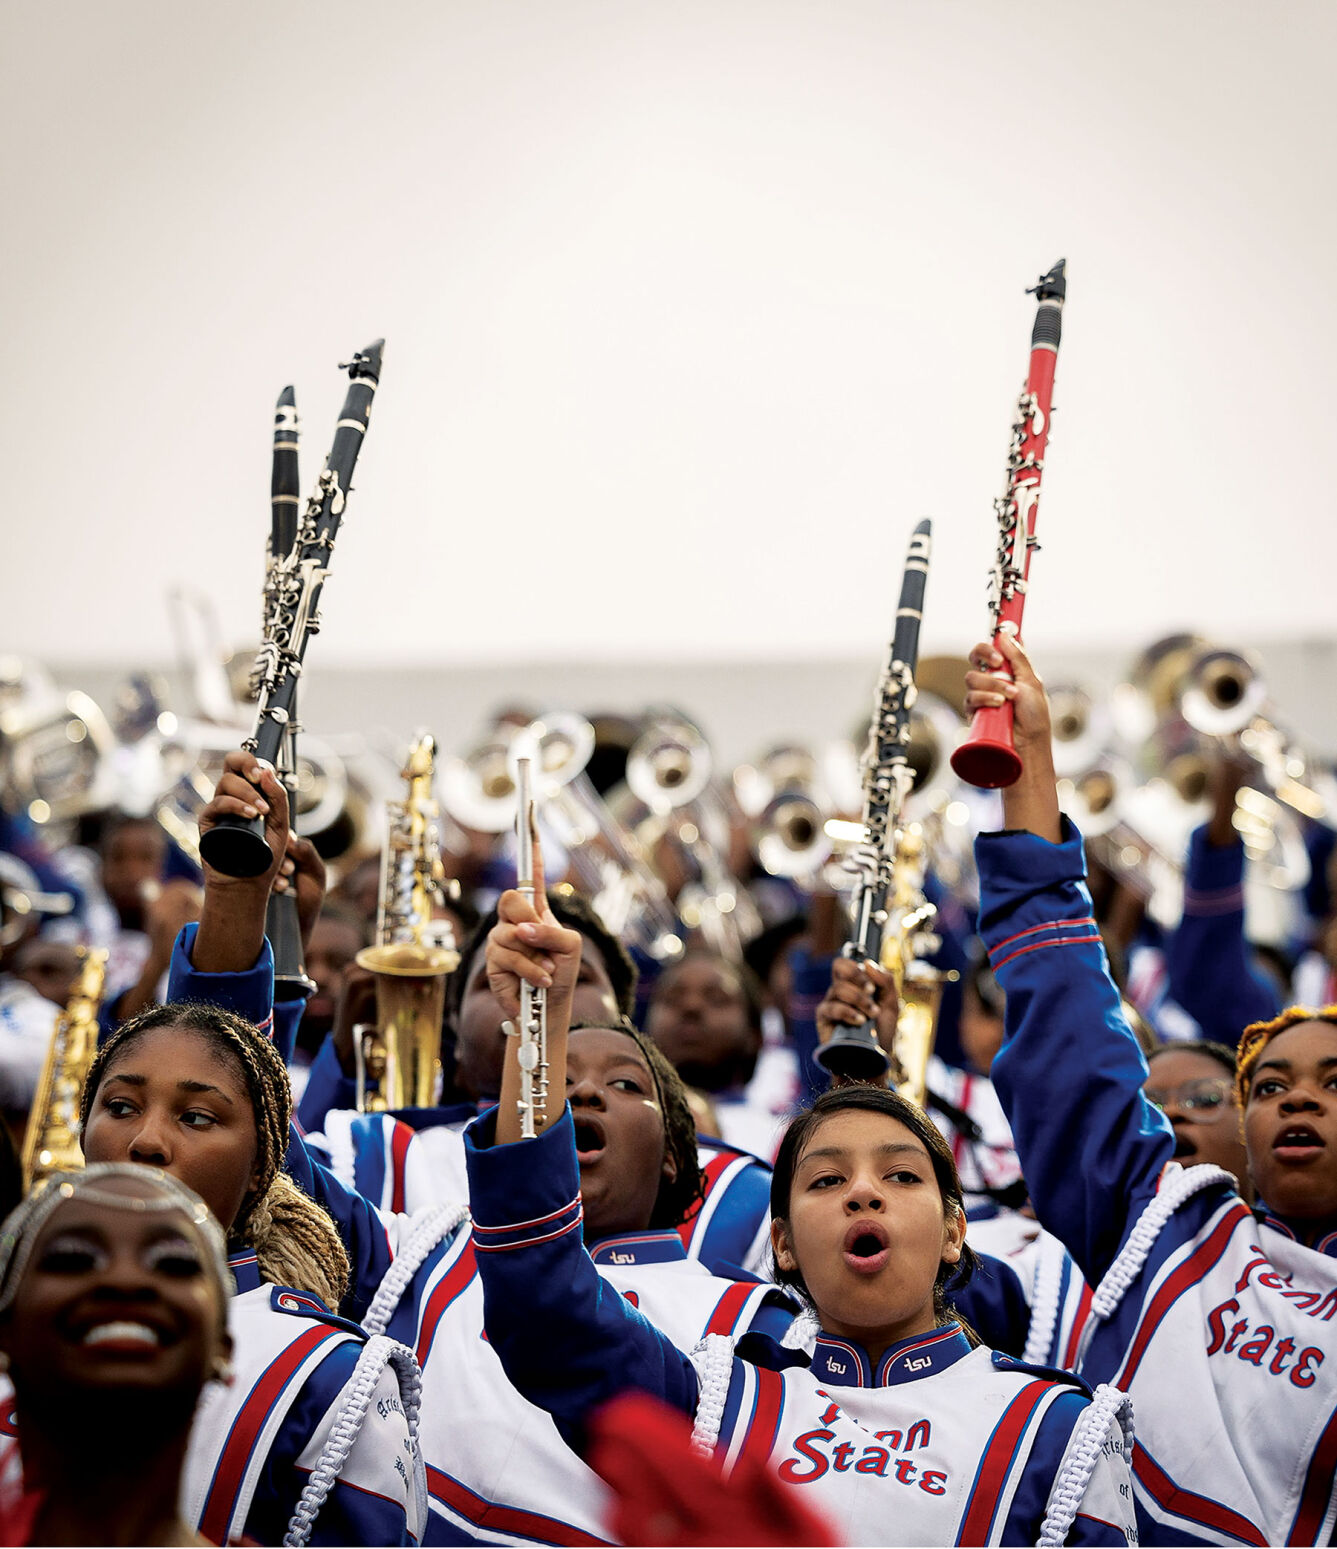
[514,757,549,1138]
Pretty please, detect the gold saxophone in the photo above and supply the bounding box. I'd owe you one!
[354,734,460,1111]
[879,823,955,1110]
[22,947,109,1190]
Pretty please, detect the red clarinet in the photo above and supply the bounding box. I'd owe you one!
[951,259,1067,789]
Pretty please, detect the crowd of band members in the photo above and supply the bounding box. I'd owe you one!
[0,641,1335,1544]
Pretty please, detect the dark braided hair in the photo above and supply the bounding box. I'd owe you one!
[569,1019,705,1230]
[769,1085,979,1332]
[80,1002,350,1308]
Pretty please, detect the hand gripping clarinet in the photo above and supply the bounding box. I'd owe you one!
[951,260,1066,789]
[257,388,316,999]
[513,756,549,1139]
[817,519,932,1084]
[200,341,384,877]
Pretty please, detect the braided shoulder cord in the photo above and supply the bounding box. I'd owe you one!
[688,1332,737,1459]
[1090,1163,1234,1323]
[282,1335,424,1547]
[781,1308,819,1354]
[363,1203,470,1337]
[1036,1382,1134,1547]
[1022,1233,1066,1368]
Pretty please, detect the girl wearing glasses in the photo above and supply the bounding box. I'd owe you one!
[1143,1041,1250,1196]
[966,632,1337,1547]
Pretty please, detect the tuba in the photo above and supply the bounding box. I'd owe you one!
[354,734,460,1112]
[22,948,108,1189]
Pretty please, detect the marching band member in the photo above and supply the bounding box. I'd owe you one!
[188,751,776,1280]
[968,630,1337,1545]
[462,858,1137,1547]
[165,765,799,1544]
[0,1165,234,1547]
[78,1001,426,1545]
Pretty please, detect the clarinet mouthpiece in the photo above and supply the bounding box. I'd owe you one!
[342,339,385,381]
[1028,259,1067,302]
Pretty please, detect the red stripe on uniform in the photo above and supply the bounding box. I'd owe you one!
[1116,1204,1248,1390]
[416,1240,477,1365]
[426,1464,613,1546]
[704,1282,754,1338]
[199,1326,341,1545]
[676,1153,736,1246]
[956,1380,1050,1545]
[1288,1403,1337,1543]
[748,1367,785,1461]
[390,1122,413,1215]
[992,933,1102,973]
[988,917,1097,958]
[1132,1443,1269,1545]
[1062,1281,1094,1370]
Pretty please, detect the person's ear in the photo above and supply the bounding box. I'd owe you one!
[941,1208,966,1267]
[770,1218,797,1274]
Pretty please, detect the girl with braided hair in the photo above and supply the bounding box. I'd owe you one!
[79,1001,426,1546]
[161,752,799,1544]
[458,851,1136,1546]
[964,631,1337,1544]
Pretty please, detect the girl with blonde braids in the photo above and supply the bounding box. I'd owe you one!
[79,1001,426,1546]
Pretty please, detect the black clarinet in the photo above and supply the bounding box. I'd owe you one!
[200,341,384,877]
[262,387,316,1000]
[816,518,932,1082]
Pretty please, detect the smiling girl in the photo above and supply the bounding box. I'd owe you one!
[966,632,1337,1545]
[461,867,1136,1545]
[0,1165,230,1546]
[78,1004,425,1546]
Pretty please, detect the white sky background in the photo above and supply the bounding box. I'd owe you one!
[3,0,1334,669]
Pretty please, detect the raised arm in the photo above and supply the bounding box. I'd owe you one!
[1166,751,1282,1044]
[466,870,700,1438]
[966,635,1183,1286]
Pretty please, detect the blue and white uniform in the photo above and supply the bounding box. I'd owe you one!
[0,1250,426,1547]
[981,818,1337,1544]
[462,1107,1135,1548]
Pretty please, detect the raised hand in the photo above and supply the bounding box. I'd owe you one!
[964,635,1062,842]
[817,956,900,1063]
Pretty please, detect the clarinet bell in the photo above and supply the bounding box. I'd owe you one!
[814,1020,892,1083]
[198,810,275,878]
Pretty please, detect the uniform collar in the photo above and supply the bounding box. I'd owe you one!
[228,1246,262,1294]
[589,1230,689,1268]
[1256,1203,1337,1256]
[810,1323,972,1388]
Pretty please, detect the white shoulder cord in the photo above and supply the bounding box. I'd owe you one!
[1090,1163,1234,1322]
[1036,1382,1134,1547]
[362,1203,471,1337]
[282,1335,425,1547]
[323,1110,358,1190]
[689,1332,737,1458]
[1022,1234,1065,1368]
[781,1307,819,1354]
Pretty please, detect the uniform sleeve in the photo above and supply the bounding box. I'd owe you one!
[1166,825,1282,1046]
[686,1148,775,1281]
[1001,1389,1136,1546]
[945,1250,1032,1358]
[270,995,305,1069]
[165,923,276,1040]
[977,822,1171,1287]
[787,942,834,1107]
[296,1033,359,1133]
[242,1338,425,1547]
[464,1106,700,1441]
[282,1123,396,1322]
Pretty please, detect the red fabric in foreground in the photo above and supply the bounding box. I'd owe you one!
[588,1391,838,1547]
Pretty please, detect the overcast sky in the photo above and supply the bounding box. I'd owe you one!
[4,0,1334,668]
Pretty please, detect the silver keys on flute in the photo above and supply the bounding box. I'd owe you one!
[514,756,549,1139]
